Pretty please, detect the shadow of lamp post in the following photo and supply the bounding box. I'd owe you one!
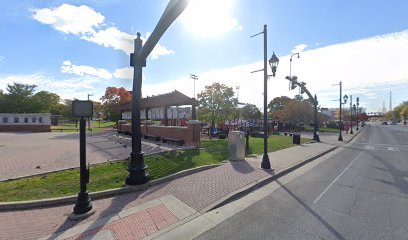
[126,0,191,185]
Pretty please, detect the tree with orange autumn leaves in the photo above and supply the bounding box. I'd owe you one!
[100,87,132,121]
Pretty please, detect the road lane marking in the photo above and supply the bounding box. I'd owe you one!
[365,146,374,150]
[313,151,364,204]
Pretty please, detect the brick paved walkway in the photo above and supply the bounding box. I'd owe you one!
[0,131,191,181]
[0,132,356,240]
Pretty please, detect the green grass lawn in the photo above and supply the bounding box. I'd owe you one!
[0,136,309,202]
[304,126,339,133]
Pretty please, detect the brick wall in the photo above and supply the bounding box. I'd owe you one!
[118,121,201,146]
[0,125,51,132]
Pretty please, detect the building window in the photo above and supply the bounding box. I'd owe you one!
[32,117,36,123]
[2,117,8,123]
[24,117,28,123]
[14,117,19,123]
[39,117,42,123]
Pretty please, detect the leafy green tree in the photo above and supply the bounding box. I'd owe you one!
[268,96,292,120]
[1,83,37,113]
[197,82,237,128]
[392,100,408,121]
[31,91,61,113]
[240,104,261,120]
[280,100,314,124]
[0,90,5,112]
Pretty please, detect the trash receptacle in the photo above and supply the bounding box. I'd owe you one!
[228,131,245,161]
[292,133,301,145]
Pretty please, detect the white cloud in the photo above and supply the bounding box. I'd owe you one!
[0,56,4,62]
[80,26,134,54]
[31,4,104,35]
[292,44,307,53]
[113,67,133,80]
[61,60,112,80]
[0,73,100,100]
[32,4,174,58]
[142,30,408,112]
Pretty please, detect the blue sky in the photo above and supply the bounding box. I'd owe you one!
[0,0,407,112]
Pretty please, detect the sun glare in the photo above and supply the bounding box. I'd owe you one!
[181,0,240,38]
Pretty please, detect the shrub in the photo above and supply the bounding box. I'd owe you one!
[218,133,226,139]
[250,131,263,138]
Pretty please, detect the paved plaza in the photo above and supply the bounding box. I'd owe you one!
[0,130,357,240]
[0,130,191,181]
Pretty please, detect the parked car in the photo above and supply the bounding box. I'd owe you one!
[381,121,388,125]
[390,121,397,125]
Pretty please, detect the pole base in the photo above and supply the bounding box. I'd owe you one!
[338,134,343,141]
[350,130,354,134]
[73,192,92,215]
[260,154,272,170]
[126,152,150,185]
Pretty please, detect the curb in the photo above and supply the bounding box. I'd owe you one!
[202,126,366,213]
[0,163,223,211]
[202,146,337,213]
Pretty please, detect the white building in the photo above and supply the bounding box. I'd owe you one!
[0,113,51,132]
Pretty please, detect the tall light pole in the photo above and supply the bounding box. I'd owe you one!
[126,0,191,185]
[190,74,198,120]
[250,24,279,170]
[236,85,240,102]
[336,81,347,141]
[356,97,359,130]
[288,53,300,90]
[87,94,93,131]
[349,95,353,134]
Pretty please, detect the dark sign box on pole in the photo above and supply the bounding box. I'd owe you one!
[72,100,93,117]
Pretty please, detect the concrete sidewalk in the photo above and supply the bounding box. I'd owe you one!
[0,132,357,240]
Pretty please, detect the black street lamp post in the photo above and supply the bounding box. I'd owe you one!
[356,97,359,130]
[126,0,191,185]
[250,24,279,170]
[353,104,357,131]
[338,82,348,141]
[349,95,353,134]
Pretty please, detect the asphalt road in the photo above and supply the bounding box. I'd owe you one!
[196,124,408,240]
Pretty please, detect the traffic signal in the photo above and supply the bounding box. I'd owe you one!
[291,81,297,90]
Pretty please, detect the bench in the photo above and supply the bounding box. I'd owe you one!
[144,134,160,141]
[162,137,184,146]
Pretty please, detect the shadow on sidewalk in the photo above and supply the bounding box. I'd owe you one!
[49,187,161,239]
[275,179,346,240]
[229,160,255,174]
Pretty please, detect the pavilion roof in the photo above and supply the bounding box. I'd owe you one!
[116,90,194,111]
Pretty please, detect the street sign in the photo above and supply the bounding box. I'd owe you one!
[72,100,93,117]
